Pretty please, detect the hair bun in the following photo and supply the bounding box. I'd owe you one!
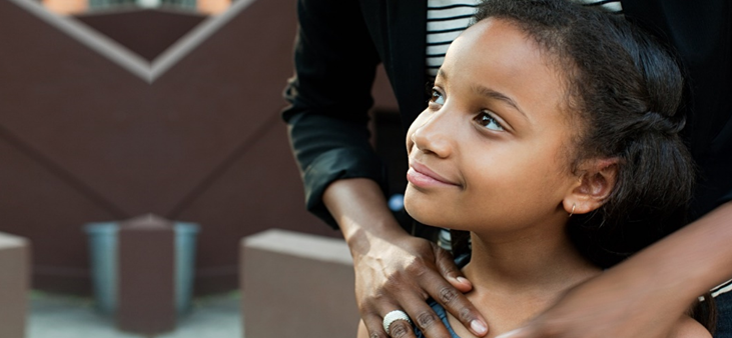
[636,111,685,135]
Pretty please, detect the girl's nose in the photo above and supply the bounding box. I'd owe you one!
[410,111,454,158]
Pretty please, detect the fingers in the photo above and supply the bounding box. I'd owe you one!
[361,291,452,338]
[429,248,489,337]
[387,318,415,338]
[363,309,418,338]
[421,277,488,336]
[399,294,451,338]
[358,320,371,338]
[434,246,473,293]
[362,313,391,338]
[355,238,481,338]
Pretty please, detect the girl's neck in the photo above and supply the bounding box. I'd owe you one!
[454,218,600,337]
[464,230,599,293]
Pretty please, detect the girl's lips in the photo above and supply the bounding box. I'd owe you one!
[407,162,460,187]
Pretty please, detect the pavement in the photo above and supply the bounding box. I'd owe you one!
[28,291,242,338]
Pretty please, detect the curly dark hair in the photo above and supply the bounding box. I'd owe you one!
[467,0,714,330]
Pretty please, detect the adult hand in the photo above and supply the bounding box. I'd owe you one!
[494,266,690,338]
[323,178,488,338]
[354,231,488,338]
[494,202,732,338]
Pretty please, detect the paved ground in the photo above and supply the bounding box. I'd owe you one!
[28,291,242,338]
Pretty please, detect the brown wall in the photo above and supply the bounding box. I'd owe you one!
[75,10,207,61]
[0,0,396,295]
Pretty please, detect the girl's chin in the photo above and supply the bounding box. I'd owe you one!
[405,198,498,233]
[403,200,432,224]
[404,199,455,229]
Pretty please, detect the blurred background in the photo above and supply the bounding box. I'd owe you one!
[0,0,401,336]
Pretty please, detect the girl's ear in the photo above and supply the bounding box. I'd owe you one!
[563,158,619,215]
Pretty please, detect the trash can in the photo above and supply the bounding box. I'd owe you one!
[85,218,200,315]
[174,222,199,314]
[85,222,118,314]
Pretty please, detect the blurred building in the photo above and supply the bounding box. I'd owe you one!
[43,0,229,15]
[1,0,399,296]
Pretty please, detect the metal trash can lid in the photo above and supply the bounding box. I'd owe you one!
[84,222,119,234]
[174,222,200,234]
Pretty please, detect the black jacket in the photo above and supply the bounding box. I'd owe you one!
[282,0,732,228]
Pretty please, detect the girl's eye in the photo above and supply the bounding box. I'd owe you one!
[430,89,445,106]
[475,111,504,131]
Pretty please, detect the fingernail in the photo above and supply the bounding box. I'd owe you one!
[456,276,470,285]
[470,320,488,335]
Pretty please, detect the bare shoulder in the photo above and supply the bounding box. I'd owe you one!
[357,319,369,338]
[667,315,712,338]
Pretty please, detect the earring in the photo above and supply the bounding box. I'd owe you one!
[568,204,576,218]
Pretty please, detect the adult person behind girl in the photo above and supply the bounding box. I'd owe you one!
[355,0,713,337]
[282,0,732,337]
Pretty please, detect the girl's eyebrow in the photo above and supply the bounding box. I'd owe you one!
[472,85,528,119]
[436,68,447,82]
[438,68,527,120]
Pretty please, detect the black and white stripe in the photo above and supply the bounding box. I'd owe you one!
[712,279,732,297]
[426,0,623,77]
[426,0,481,76]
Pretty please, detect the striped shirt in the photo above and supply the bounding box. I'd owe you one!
[426,0,623,77]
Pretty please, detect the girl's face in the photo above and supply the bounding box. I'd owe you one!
[404,18,581,234]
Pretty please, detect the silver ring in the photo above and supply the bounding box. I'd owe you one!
[382,310,412,333]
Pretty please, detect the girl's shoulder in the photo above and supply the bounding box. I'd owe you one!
[668,315,712,338]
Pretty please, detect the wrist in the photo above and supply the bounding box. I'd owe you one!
[615,202,732,303]
[601,245,705,312]
[344,218,412,261]
[322,178,411,257]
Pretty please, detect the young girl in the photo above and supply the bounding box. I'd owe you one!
[357,0,714,337]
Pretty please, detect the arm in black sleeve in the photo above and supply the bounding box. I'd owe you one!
[282,0,388,228]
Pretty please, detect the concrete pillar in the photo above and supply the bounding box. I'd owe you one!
[116,215,175,335]
[0,232,30,338]
[241,229,359,338]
